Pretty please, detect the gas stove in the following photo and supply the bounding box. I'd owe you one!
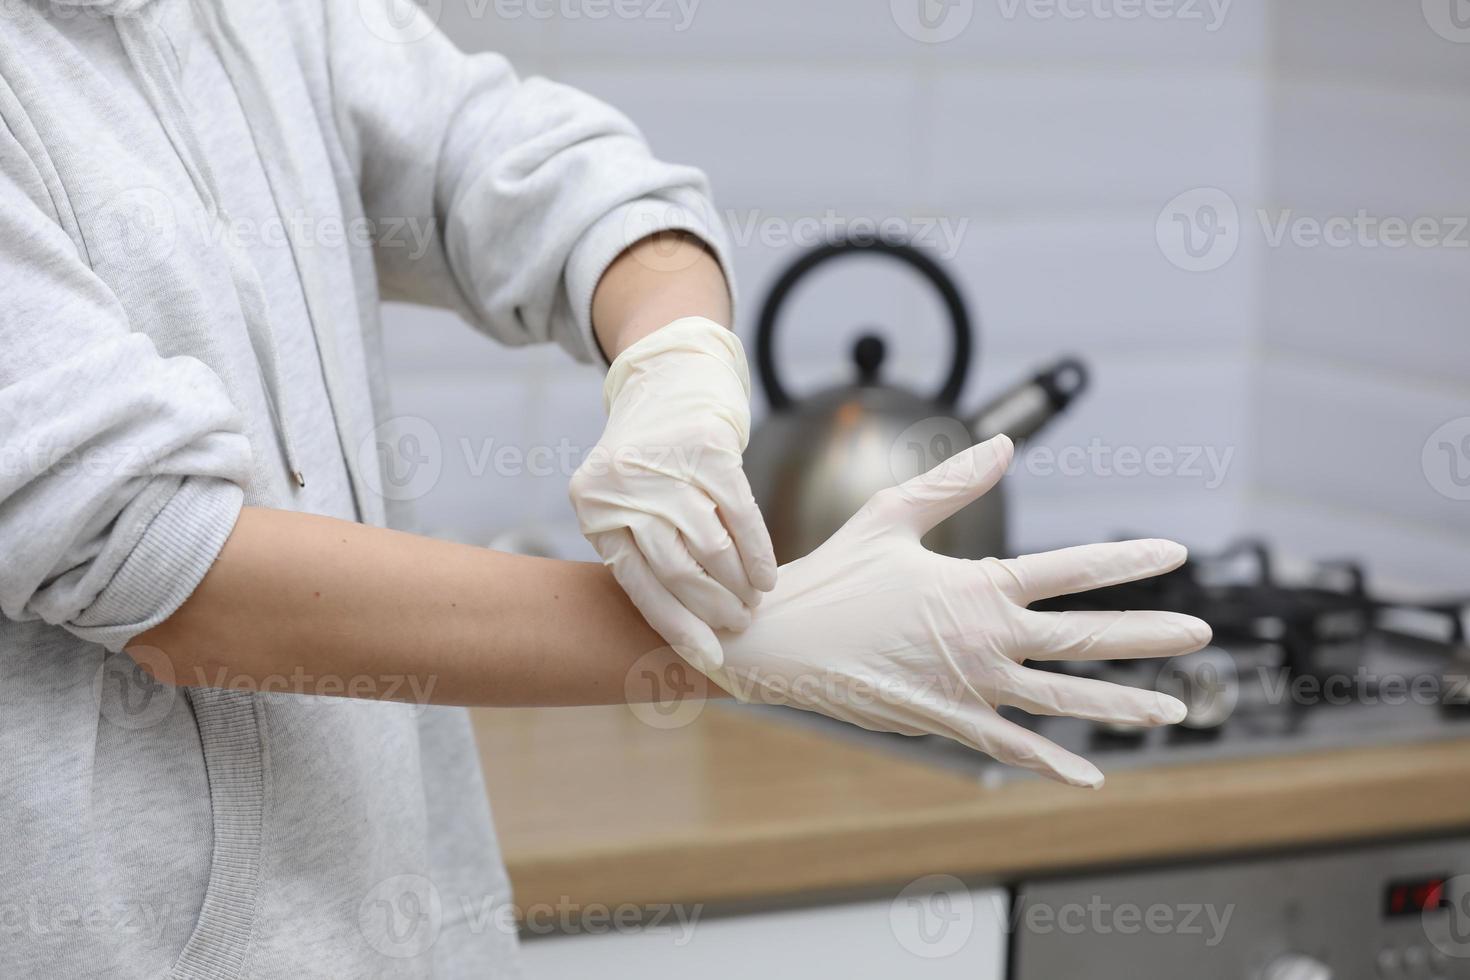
[760,539,1470,782]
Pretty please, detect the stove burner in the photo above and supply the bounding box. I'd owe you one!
[1021,537,1470,760]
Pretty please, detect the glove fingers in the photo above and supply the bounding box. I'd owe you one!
[997,667,1186,727]
[1021,609,1212,662]
[703,472,778,594]
[887,435,1014,537]
[989,539,1189,605]
[687,533,763,610]
[594,528,726,673]
[938,706,1104,789]
[663,484,765,608]
[627,518,754,633]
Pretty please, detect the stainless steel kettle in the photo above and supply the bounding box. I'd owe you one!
[744,237,1089,563]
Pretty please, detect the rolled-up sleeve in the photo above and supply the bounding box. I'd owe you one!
[0,139,252,653]
[324,0,734,364]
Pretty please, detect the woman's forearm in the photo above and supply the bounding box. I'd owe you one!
[591,231,733,358]
[130,234,739,709]
[129,506,720,707]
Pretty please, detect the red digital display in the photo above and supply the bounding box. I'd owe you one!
[1384,876,1450,918]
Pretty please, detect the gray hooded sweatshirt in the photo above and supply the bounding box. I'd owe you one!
[0,0,729,976]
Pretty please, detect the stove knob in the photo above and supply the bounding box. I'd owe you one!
[1264,954,1333,980]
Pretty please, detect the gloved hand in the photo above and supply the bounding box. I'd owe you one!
[705,435,1211,788]
[571,317,778,673]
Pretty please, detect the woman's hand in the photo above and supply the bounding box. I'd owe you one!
[706,435,1211,788]
[571,316,777,674]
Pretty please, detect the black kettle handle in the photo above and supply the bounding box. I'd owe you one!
[754,236,974,411]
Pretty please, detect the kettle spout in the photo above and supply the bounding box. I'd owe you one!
[968,357,1089,445]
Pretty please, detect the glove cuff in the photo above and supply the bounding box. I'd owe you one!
[699,663,750,704]
[602,316,752,417]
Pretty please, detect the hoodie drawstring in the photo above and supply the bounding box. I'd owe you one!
[194,0,374,515]
[115,8,309,488]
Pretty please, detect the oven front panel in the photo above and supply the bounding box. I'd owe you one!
[1012,838,1470,980]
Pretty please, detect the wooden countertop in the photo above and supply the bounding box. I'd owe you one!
[472,704,1470,911]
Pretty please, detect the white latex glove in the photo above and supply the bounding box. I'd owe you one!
[571,317,778,673]
[705,435,1212,789]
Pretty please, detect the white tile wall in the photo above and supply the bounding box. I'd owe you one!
[553,0,922,61]
[1268,80,1470,217]
[1251,355,1466,531]
[378,0,1464,592]
[440,0,1267,70]
[435,2,553,62]
[385,362,551,541]
[1249,496,1470,594]
[926,68,1264,210]
[1003,351,1251,493]
[556,65,925,210]
[953,216,1260,358]
[1261,238,1470,389]
[938,0,1266,68]
[1012,487,1246,554]
[1245,0,1470,589]
[1271,0,1470,89]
